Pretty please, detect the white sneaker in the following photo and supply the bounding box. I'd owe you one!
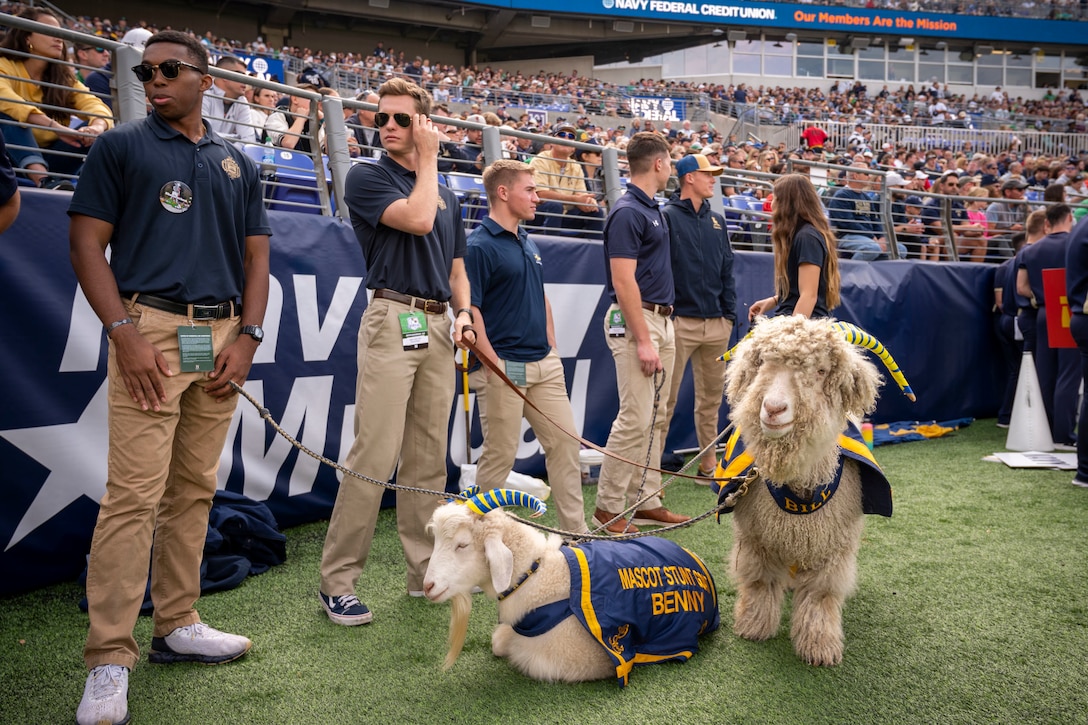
[76,664,129,725]
[1054,443,1077,452]
[148,622,251,665]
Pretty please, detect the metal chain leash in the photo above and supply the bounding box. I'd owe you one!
[228,380,756,540]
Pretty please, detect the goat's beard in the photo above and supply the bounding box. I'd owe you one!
[734,396,844,493]
[443,592,472,671]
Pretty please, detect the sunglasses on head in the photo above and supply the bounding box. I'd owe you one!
[130,59,204,82]
[555,131,576,140]
[374,112,412,128]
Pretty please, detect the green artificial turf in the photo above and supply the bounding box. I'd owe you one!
[4,419,1086,724]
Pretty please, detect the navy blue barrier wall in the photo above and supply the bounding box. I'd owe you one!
[0,191,1001,595]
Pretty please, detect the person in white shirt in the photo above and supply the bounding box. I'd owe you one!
[201,56,257,141]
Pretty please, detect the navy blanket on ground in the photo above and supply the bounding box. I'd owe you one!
[559,538,719,686]
[79,490,286,613]
[871,418,974,446]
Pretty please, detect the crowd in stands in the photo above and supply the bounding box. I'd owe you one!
[12,0,1082,132]
[2,1,1087,263]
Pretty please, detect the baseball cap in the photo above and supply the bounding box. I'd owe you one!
[553,123,576,136]
[885,172,907,187]
[904,195,924,207]
[957,175,980,187]
[675,154,724,177]
[1002,178,1029,190]
[465,114,486,125]
[122,27,153,51]
[979,174,999,187]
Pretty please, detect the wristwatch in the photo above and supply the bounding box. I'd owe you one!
[241,324,265,343]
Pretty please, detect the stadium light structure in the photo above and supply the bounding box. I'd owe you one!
[899,37,914,47]
[785,32,798,42]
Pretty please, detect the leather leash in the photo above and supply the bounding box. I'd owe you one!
[461,337,719,484]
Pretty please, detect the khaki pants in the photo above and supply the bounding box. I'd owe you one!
[84,301,241,670]
[469,349,588,534]
[594,305,675,514]
[664,316,733,472]
[320,298,454,595]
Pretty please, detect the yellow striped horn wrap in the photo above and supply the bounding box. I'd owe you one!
[460,486,547,518]
[718,319,916,401]
[830,321,916,401]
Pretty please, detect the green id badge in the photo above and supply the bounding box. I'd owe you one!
[177,325,214,372]
[607,309,626,337]
[399,311,429,350]
[505,360,527,387]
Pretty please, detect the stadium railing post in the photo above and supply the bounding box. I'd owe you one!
[602,145,623,210]
[322,94,351,220]
[114,45,148,126]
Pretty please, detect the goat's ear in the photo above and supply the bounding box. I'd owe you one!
[840,348,881,418]
[483,532,514,593]
[725,347,757,406]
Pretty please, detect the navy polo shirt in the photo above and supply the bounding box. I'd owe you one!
[465,217,549,362]
[828,187,880,238]
[68,112,270,303]
[345,155,465,301]
[1068,218,1088,314]
[603,184,674,306]
[1019,230,1070,306]
[773,222,830,319]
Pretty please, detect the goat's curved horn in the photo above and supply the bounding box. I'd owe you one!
[461,488,547,518]
[718,319,916,402]
[718,332,751,363]
[831,321,916,402]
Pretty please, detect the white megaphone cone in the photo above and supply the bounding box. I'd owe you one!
[1005,351,1054,452]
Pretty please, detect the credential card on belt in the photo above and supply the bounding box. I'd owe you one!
[177,326,214,372]
[607,308,626,337]
[399,311,429,350]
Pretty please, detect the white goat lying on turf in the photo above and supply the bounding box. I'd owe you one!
[715,316,907,666]
[422,489,720,685]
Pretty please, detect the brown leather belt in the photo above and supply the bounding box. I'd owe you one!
[641,300,674,317]
[373,288,448,314]
[130,293,240,320]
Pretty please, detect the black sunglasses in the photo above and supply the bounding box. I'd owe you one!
[555,131,576,140]
[130,59,204,82]
[374,112,412,128]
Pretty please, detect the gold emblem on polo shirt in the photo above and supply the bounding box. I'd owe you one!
[437,196,447,211]
[221,157,241,179]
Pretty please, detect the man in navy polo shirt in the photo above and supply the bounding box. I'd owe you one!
[593,132,691,534]
[1067,213,1088,487]
[69,30,270,725]
[1017,203,1079,450]
[465,159,588,535]
[319,77,474,625]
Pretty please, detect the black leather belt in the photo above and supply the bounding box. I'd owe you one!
[373,288,448,314]
[131,293,240,320]
[641,301,674,317]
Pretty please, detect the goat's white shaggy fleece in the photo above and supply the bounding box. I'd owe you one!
[424,504,718,684]
[722,315,886,666]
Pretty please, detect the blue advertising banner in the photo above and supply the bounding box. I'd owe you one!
[208,52,286,83]
[493,0,1088,45]
[630,96,687,122]
[0,191,1001,595]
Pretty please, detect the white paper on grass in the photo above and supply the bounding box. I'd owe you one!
[990,452,1077,470]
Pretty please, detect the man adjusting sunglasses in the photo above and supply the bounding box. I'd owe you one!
[374,111,413,128]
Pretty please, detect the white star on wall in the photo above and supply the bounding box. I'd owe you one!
[1,380,108,551]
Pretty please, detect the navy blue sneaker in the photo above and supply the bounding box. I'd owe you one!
[148,622,251,664]
[319,592,373,626]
